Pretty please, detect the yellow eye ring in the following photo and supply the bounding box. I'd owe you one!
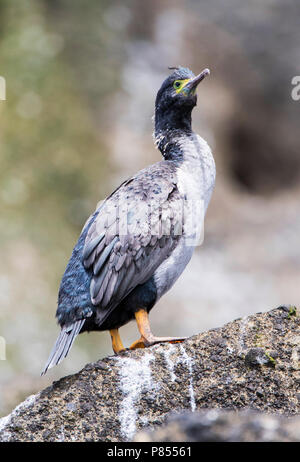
[173,79,190,94]
[173,80,182,90]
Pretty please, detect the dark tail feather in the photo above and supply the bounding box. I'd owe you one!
[41,319,85,375]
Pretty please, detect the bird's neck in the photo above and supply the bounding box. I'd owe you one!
[155,126,200,162]
[154,108,196,161]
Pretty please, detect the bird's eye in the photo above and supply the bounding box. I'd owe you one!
[173,79,190,93]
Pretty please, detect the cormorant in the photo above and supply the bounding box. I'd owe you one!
[42,66,216,375]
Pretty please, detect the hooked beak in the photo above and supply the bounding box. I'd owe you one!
[183,68,210,95]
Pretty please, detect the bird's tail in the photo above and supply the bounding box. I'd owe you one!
[41,319,85,375]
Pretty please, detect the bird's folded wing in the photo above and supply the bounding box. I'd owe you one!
[82,162,183,324]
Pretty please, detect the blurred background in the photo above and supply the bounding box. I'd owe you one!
[0,0,299,417]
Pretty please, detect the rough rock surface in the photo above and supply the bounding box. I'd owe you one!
[134,409,300,442]
[0,306,299,442]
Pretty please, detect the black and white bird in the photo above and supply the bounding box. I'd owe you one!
[42,66,216,375]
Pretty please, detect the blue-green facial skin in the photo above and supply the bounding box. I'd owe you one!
[181,85,196,97]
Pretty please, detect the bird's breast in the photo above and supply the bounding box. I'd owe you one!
[176,135,215,240]
[176,134,216,212]
[153,134,215,301]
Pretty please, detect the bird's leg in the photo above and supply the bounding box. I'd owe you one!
[110,329,125,354]
[129,337,145,350]
[130,308,186,350]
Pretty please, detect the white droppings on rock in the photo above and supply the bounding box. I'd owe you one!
[163,344,196,412]
[56,425,65,442]
[238,316,249,352]
[140,416,149,426]
[0,393,38,441]
[116,352,158,441]
[289,335,300,370]
[162,343,177,381]
[179,345,196,412]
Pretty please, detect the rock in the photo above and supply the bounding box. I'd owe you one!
[0,306,299,442]
[244,348,275,368]
[134,409,300,442]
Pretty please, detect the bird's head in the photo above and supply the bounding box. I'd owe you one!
[154,66,210,136]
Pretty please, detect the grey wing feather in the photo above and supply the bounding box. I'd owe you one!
[82,161,182,326]
[82,233,105,261]
[93,237,118,275]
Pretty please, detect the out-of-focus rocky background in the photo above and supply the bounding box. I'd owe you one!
[0,0,299,417]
